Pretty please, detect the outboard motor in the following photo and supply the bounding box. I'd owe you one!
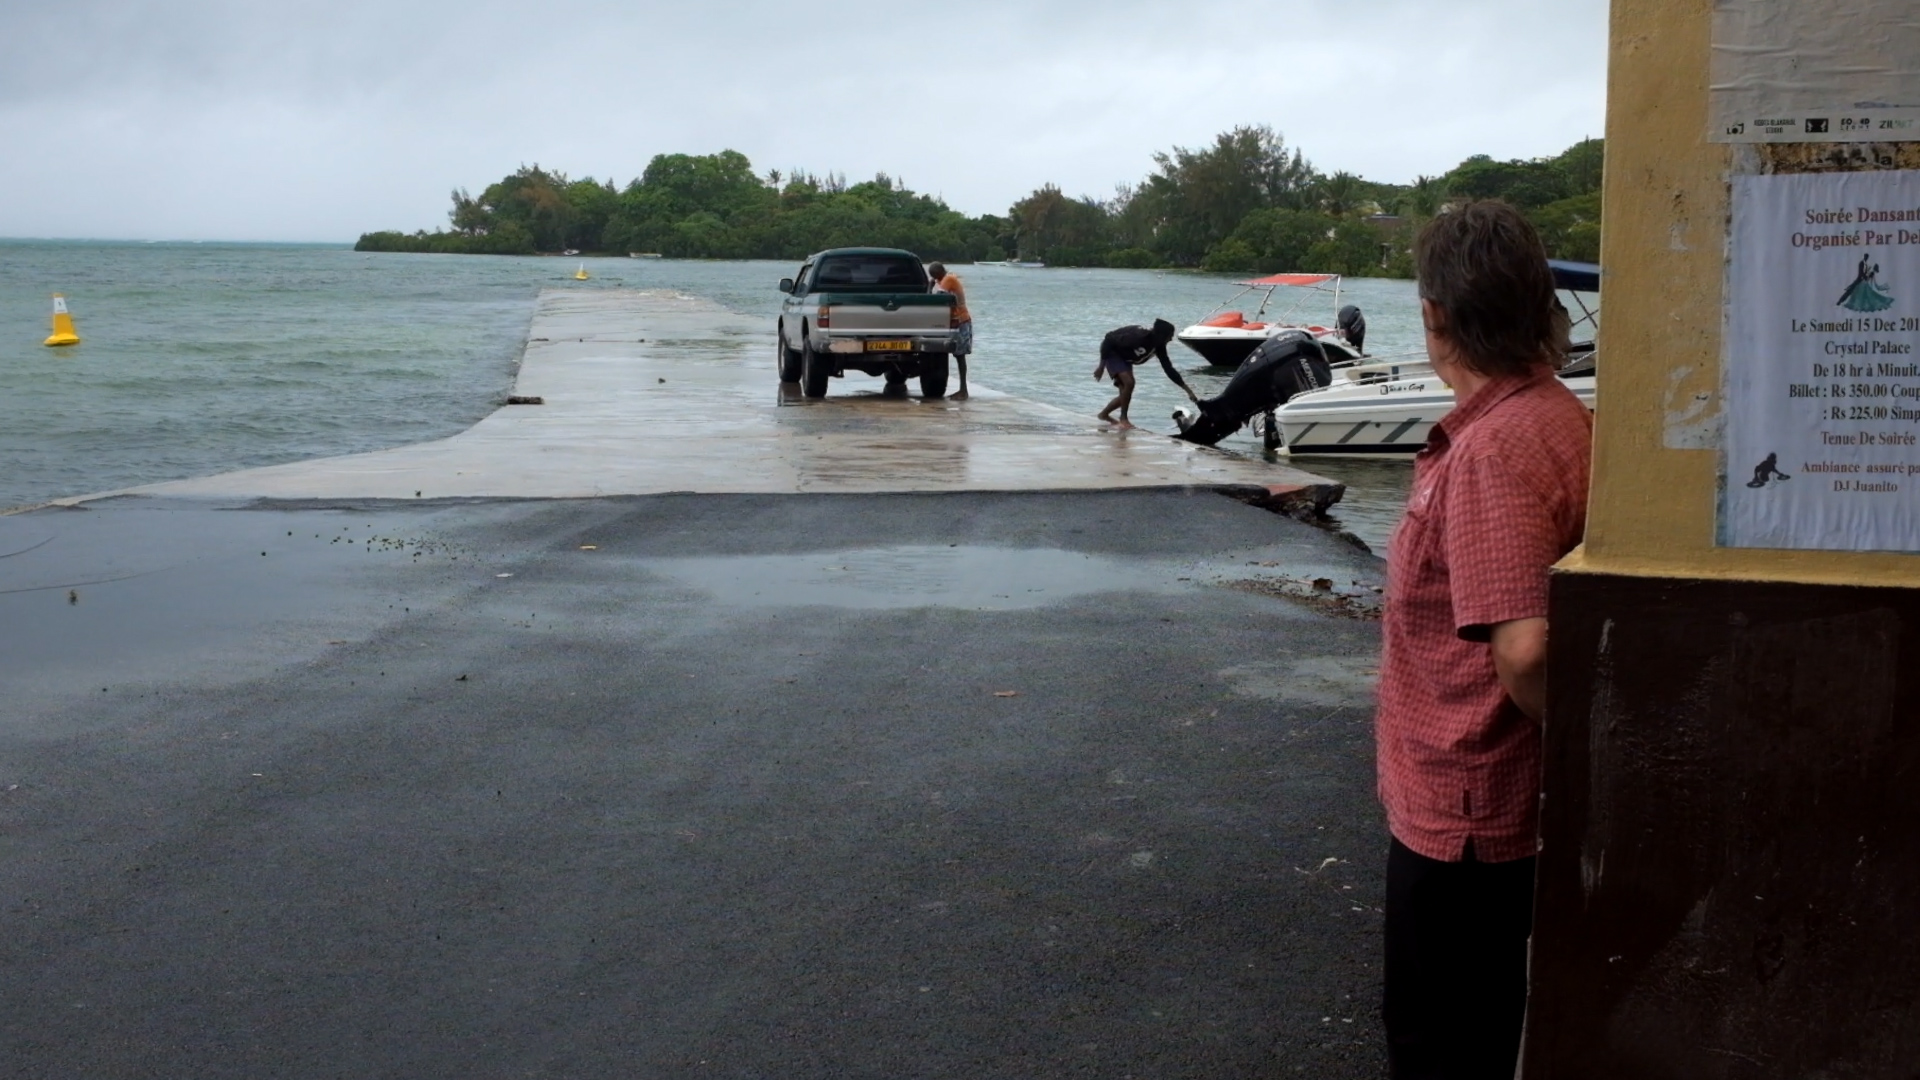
[1172,331,1333,447]
[1336,304,1366,354]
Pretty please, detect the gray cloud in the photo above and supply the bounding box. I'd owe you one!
[0,0,1606,241]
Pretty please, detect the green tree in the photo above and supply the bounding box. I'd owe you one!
[1010,184,1111,264]
[1210,208,1335,272]
[475,165,576,251]
[357,133,1600,278]
[1313,171,1364,217]
[561,178,619,251]
[1528,191,1603,262]
[1399,175,1445,218]
[449,188,488,236]
[1554,138,1604,196]
[1436,139,1605,263]
[1446,155,1567,209]
[1133,124,1320,265]
[1303,220,1389,276]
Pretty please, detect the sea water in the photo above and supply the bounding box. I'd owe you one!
[0,242,1417,547]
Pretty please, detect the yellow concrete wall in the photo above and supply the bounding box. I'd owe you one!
[1570,0,1920,587]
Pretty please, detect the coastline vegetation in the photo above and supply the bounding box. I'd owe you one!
[355,128,1602,279]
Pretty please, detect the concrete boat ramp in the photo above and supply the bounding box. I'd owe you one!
[1,289,1387,1078]
[84,288,1342,508]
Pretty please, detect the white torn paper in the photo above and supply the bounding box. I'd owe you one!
[1711,0,1920,143]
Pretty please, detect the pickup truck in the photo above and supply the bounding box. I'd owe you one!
[776,248,957,398]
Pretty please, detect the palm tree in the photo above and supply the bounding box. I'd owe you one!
[1401,175,1444,218]
[1316,171,1362,217]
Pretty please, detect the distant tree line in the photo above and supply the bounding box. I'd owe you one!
[355,130,1603,278]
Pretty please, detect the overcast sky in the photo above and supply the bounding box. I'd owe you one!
[0,0,1608,243]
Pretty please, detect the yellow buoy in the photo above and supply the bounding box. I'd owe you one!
[574,262,590,280]
[44,294,80,346]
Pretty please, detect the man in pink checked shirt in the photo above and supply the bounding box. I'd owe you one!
[1374,201,1592,1080]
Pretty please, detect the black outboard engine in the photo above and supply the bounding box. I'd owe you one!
[1336,304,1366,354]
[1172,330,1333,447]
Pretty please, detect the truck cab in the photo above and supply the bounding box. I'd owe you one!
[776,248,957,399]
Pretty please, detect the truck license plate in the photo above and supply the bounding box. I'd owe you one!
[865,340,912,352]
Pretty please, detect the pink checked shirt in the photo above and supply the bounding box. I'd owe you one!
[1375,368,1592,863]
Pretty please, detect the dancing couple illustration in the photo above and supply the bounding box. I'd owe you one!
[1838,251,1895,313]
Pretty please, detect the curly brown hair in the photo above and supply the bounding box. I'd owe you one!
[1414,201,1560,377]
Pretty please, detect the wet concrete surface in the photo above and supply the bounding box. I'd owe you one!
[1,489,1387,1078]
[65,289,1339,505]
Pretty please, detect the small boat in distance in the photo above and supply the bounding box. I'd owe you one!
[974,259,1046,268]
[1177,273,1362,368]
[629,252,663,259]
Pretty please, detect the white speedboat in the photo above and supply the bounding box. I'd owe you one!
[1273,350,1595,457]
[1177,272,1363,368]
[1270,260,1600,458]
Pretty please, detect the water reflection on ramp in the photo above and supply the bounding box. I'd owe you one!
[639,545,1178,610]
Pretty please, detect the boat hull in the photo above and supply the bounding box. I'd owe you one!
[1177,326,1358,369]
[1275,375,1596,458]
[1176,331,1267,367]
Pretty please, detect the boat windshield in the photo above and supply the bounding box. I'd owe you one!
[1549,261,1602,343]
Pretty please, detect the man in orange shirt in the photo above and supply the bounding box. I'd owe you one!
[928,262,972,400]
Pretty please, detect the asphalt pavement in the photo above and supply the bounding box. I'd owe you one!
[2,489,1387,1079]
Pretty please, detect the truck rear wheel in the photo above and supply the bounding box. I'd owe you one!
[919,353,950,399]
[777,332,802,383]
[801,337,831,398]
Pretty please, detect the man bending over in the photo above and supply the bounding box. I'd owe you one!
[1095,319,1194,428]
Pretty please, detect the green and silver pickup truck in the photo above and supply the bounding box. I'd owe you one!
[776,248,957,398]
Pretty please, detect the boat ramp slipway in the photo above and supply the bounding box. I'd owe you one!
[1,288,1392,1077]
[56,288,1345,512]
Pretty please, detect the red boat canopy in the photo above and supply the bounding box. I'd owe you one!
[1236,273,1338,287]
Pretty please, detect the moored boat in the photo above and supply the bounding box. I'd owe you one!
[1176,272,1364,368]
[1270,260,1600,458]
[1272,352,1596,457]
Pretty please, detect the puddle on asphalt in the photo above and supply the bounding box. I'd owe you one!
[638,545,1176,610]
[1216,656,1380,706]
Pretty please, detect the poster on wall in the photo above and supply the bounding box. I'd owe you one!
[1722,170,1920,553]
[1711,0,1920,143]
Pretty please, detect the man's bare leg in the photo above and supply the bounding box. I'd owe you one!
[1098,372,1137,427]
[951,355,969,401]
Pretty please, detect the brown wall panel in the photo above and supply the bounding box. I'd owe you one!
[1526,571,1920,1077]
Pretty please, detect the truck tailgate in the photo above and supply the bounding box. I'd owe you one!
[823,294,953,332]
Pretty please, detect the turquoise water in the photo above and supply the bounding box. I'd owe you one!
[0,243,1416,546]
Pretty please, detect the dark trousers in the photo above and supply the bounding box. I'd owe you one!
[1383,837,1537,1080]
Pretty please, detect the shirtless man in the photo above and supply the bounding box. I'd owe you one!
[1096,319,1193,427]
